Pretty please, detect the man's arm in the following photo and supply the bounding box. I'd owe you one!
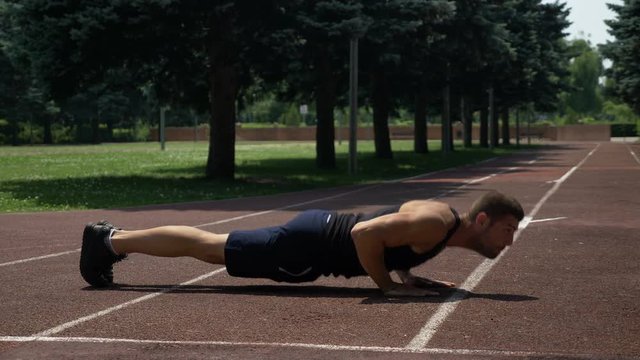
[351,212,445,296]
[350,225,396,291]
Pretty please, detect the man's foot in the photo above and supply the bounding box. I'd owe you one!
[79,222,126,287]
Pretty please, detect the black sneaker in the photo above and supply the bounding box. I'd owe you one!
[94,220,122,283]
[97,220,119,230]
[79,222,127,287]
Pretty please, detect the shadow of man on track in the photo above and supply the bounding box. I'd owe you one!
[84,284,538,304]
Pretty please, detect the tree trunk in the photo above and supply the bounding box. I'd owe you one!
[9,118,18,145]
[43,115,52,144]
[206,63,238,179]
[462,96,472,148]
[314,53,336,169]
[371,69,392,159]
[414,89,428,154]
[491,102,500,147]
[480,107,488,148]
[106,118,114,142]
[501,107,510,145]
[448,91,459,151]
[442,84,451,154]
[91,117,100,144]
[206,16,238,179]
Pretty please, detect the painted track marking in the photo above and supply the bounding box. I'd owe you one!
[529,216,567,224]
[627,144,640,165]
[0,249,80,267]
[405,143,600,350]
[4,336,638,360]
[32,268,228,337]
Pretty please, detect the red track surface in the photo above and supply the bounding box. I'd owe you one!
[1,142,639,359]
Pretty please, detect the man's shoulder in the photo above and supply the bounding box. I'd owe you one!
[400,200,451,214]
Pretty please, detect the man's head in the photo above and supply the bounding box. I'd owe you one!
[468,190,524,258]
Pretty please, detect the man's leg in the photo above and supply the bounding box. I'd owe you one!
[111,226,228,265]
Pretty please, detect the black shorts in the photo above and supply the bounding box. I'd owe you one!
[224,210,332,283]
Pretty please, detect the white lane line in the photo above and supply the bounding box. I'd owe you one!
[196,158,510,228]
[627,144,640,165]
[31,268,228,337]
[406,143,600,350]
[529,216,567,224]
[195,185,379,228]
[2,336,630,359]
[430,166,520,201]
[0,249,80,267]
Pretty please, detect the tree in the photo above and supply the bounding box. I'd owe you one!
[490,0,569,144]
[263,1,369,169]
[1,2,58,145]
[561,40,604,117]
[435,0,513,149]
[600,0,640,114]
[6,0,287,178]
[395,1,454,153]
[361,0,451,159]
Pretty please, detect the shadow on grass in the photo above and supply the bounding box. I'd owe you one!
[0,175,478,211]
[0,175,313,211]
[0,146,543,212]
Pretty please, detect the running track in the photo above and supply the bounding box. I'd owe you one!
[1,141,638,359]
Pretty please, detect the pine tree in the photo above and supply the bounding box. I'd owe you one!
[600,0,640,114]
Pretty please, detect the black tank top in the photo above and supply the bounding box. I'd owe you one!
[320,205,460,278]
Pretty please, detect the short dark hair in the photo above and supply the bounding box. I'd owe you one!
[469,190,524,222]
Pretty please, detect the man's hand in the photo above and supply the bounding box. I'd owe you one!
[396,270,456,289]
[383,283,439,297]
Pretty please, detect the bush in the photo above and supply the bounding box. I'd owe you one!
[281,104,302,127]
[603,101,638,123]
[52,123,75,144]
[111,120,150,142]
[611,123,638,137]
[17,122,43,144]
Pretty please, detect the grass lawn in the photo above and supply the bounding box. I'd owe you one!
[0,140,525,212]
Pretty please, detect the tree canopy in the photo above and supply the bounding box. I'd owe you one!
[600,0,640,114]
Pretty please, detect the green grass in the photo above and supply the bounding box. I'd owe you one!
[0,140,526,213]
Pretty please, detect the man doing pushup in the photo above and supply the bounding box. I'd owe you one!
[80,190,524,297]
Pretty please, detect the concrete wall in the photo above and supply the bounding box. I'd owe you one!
[149,124,612,142]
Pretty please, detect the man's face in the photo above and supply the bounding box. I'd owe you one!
[475,214,519,259]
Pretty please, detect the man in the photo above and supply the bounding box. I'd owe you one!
[80,190,524,297]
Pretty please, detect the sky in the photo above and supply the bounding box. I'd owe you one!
[543,0,624,46]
